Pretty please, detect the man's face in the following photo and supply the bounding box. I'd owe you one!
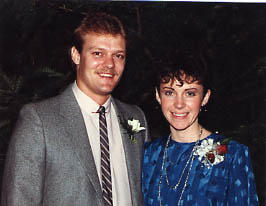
[71,32,126,104]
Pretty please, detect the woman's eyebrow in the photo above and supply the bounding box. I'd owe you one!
[161,86,174,90]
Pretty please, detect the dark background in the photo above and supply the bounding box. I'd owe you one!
[0,0,265,204]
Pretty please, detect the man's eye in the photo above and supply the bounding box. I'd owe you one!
[92,52,102,56]
[115,54,125,60]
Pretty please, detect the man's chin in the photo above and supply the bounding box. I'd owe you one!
[99,84,118,93]
[98,88,114,96]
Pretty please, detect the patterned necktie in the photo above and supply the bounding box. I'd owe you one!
[97,106,112,206]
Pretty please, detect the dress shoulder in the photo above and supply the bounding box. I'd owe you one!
[144,137,166,153]
[224,138,250,162]
[143,137,167,169]
[209,133,249,154]
[228,139,248,151]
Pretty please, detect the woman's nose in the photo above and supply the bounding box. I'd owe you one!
[173,96,185,109]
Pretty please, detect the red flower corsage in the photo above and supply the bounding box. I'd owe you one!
[194,137,231,168]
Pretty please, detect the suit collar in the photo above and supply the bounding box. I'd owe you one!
[72,82,111,115]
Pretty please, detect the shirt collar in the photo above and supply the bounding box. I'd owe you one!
[72,81,111,115]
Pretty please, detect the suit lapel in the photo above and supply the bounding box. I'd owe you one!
[58,85,103,204]
[111,98,143,206]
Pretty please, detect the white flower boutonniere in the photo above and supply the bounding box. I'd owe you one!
[128,119,145,133]
[119,117,145,143]
[193,138,230,169]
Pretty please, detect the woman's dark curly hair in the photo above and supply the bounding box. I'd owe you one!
[154,52,212,95]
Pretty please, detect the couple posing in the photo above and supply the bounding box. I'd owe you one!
[2,12,258,205]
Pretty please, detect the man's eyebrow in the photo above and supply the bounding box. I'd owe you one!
[87,47,126,53]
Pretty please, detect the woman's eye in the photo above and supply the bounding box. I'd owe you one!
[186,91,196,96]
[164,90,173,96]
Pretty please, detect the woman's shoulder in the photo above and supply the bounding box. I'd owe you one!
[143,137,167,169]
[143,136,167,155]
[144,137,165,149]
[144,136,167,147]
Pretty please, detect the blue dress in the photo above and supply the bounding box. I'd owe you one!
[142,133,259,206]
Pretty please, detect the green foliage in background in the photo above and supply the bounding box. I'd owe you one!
[0,0,265,203]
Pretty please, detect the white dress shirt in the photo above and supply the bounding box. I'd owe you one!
[72,82,132,206]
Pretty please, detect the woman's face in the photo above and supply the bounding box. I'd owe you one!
[156,78,211,132]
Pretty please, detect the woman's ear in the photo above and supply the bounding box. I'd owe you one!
[71,46,80,65]
[202,89,211,106]
[155,88,161,105]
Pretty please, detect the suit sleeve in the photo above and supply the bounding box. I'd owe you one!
[227,144,259,205]
[1,104,46,206]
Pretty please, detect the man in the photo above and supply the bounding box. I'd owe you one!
[2,12,148,206]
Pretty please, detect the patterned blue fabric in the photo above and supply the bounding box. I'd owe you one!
[142,133,259,206]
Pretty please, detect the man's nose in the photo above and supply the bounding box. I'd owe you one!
[103,55,115,69]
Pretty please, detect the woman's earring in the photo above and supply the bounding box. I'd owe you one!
[201,105,208,112]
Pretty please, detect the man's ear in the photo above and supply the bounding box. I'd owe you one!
[155,88,161,105]
[71,46,80,65]
[202,89,211,106]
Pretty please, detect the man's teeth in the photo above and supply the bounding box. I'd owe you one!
[173,113,187,117]
[100,73,113,77]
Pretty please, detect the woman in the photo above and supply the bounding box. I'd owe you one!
[142,55,259,205]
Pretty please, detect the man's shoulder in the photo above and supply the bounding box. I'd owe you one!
[112,97,141,113]
[112,97,134,107]
[112,97,146,123]
[22,84,74,113]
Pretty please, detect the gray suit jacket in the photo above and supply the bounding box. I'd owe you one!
[2,85,149,206]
